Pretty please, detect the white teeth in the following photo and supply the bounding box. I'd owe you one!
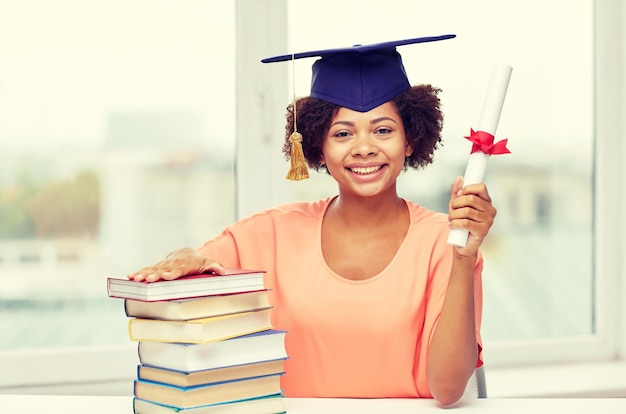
[350,165,382,174]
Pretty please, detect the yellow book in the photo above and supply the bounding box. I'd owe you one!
[128,309,272,343]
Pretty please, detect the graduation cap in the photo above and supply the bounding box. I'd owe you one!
[261,34,456,180]
[262,34,456,112]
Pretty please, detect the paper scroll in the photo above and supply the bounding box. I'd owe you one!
[447,63,512,247]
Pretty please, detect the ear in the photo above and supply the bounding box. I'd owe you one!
[405,144,414,157]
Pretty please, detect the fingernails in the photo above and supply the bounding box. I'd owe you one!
[129,273,143,281]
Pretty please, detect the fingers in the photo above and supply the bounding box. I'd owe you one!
[448,176,465,212]
[451,176,464,197]
[449,182,493,213]
[127,248,224,283]
[146,264,188,282]
[127,262,183,283]
[448,180,496,244]
[199,261,226,276]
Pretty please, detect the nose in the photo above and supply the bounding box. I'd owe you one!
[351,133,378,157]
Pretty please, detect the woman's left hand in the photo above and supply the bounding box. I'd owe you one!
[448,176,497,256]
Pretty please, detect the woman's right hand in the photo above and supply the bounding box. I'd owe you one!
[127,247,225,283]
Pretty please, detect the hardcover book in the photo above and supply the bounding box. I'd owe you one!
[138,330,288,372]
[132,394,285,414]
[133,373,283,409]
[128,309,272,343]
[137,358,286,388]
[124,290,271,321]
[107,269,266,302]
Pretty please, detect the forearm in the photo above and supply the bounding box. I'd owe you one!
[426,253,478,406]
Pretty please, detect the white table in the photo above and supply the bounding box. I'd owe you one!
[1,394,625,413]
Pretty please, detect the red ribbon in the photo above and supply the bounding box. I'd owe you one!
[465,129,511,155]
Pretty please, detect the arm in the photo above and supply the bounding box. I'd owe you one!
[426,177,495,406]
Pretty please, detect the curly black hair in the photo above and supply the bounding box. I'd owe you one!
[282,84,444,173]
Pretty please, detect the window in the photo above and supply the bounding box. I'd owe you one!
[0,0,237,351]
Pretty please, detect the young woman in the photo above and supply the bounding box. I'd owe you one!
[128,35,496,406]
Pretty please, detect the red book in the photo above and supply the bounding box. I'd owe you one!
[107,269,266,302]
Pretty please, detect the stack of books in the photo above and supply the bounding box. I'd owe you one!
[107,269,288,414]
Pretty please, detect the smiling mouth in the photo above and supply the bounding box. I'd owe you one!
[349,165,383,174]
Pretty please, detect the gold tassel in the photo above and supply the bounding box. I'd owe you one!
[286,131,309,180]
[285,53,309,181]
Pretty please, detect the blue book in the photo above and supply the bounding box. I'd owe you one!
[133,373,284,409]
[132,393,286,413]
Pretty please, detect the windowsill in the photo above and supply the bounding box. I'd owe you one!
[1,344,624,398]
[486,360,626,398]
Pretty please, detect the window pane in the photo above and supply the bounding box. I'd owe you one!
[0,0,236,349]
[286,0,593,341]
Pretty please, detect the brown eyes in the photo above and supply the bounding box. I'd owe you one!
[331,128,393,139]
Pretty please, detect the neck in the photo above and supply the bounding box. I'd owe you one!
[330,189,406,226]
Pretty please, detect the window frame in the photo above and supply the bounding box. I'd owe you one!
[0,0,624,396]
[480,0,625,369]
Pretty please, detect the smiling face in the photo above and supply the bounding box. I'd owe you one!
[320,101,413,199]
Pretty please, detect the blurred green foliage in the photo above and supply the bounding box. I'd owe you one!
[0,170,99,239]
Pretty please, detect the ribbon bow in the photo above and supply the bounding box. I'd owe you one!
[465,129,511,155]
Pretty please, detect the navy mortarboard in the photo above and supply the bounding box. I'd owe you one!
[261,34,456,180]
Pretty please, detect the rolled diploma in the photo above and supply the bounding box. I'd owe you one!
[447,63,512,247]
